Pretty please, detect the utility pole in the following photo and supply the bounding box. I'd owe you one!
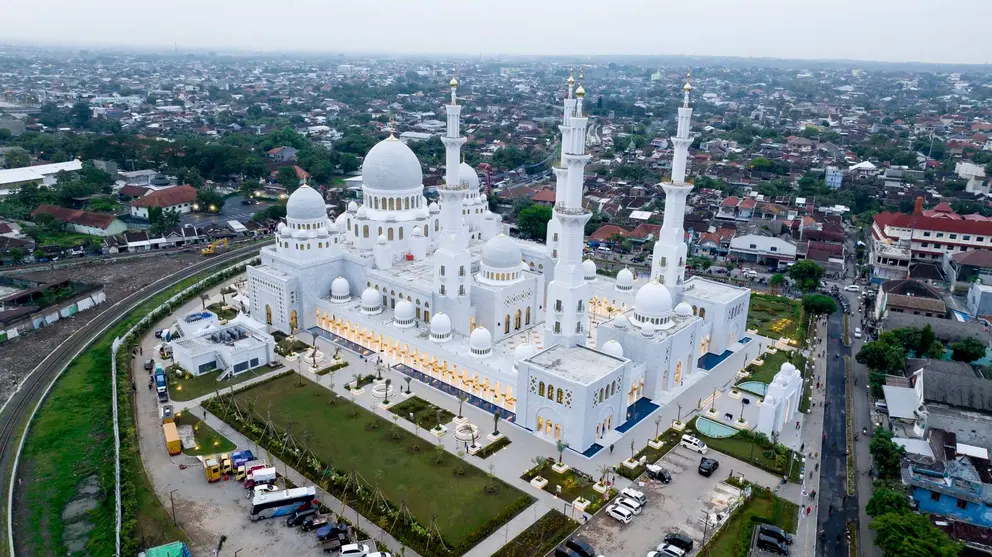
[169,488,179,525]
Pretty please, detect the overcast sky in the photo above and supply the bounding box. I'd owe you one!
[1,0,989,65]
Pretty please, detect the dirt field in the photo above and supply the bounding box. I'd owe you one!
[0,252,204,406]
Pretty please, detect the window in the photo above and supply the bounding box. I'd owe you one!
[440,285,446,295]
[964,235,971,241]
[539,382,545,397]
[920,242,929,248]
[554,321,561,334]
[937,232,944,238]
[557,388,563,404]
[923,231,931,237]
[553,233,559,242]
[440,265,445,276]
[957,498,968,509]
[979,237,985,242]
[770,246,778,252]
[660,256,667,267]
[555,300,563,312]
[950,234,958,240]
[931,491,941,501]
[750,244,757,249]
[547,384,554,400]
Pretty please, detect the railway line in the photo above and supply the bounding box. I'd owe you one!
[0,241,269,556]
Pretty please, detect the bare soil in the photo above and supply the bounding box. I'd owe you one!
[0,253,203,406]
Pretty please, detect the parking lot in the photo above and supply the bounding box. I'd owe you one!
[574,446,782,557]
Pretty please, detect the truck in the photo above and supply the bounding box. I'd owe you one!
[141,541,192,557]
[219,453,233,475]
[163,422,181,455]
[230,450,254,471]
[236,459,268,482]
[203,456,221,482]
[245,466,277,489]
[154,368,168,403]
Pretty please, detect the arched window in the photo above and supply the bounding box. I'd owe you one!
[318,242,323,248]
[557,388,563,404]
[539,382,545,397]
[547,384,554,400]
[388,198,394,211]
[504,315,510,334]
[537,416,544,432]
[378,226,383,237]
[373,198,379,209]
[363,225,369,238]
[525,307,531,325]
[399,227,404,240]
[699,307,706,319]
[435,220,439,232]
[514,309,521,329]
[424,224,429,237]
[404,198,410,210]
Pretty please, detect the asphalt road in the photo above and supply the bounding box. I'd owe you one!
[180,195,269,226]
[816,308,858,555]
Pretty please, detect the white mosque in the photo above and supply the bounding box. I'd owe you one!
[246,71,752,454]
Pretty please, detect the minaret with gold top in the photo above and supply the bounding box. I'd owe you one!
[650,71,695,298]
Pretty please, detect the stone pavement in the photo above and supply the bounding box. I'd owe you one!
[792,318,829,557]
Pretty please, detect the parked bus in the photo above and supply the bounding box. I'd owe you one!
[249,486,317,522]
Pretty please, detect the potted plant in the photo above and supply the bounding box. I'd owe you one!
[529,456,549,489]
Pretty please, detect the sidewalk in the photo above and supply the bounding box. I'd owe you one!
[793,317,829,557]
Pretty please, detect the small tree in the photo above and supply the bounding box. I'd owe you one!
[404,376,412,394]
[556,439,569,465]
[456,393,467,419]
[383,378,392,404]
[434,443,445,465]
[951,336,986,362]
[769,273,786,294]
[492,410,501,436]
[532,456,547,476]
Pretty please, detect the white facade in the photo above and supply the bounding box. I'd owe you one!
[244,73,752,453]
[756,361,803,437]
[170,314,276,376]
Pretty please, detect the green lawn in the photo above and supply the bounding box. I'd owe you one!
[522,459,614,512]
[493,510,579,557]
[206,302,239,320]
[33,231,102,249]
[741,350,797,385]
[213,373,530,549]
[174,411,237,456]
[389,396,455,431]
[166,366,272,402]
[689,419,804,483]
[617,427,683,479]
[747,294,802,340]
[701,485,799,557]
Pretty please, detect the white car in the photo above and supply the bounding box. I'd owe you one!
[854,327,862,339]
[340,544,372,557]
[844,284,860,292]
[652,544,687,557]
[616,497,643,515]
[606,504,634,524]
[367,553,393,557]
[621,487,646,505]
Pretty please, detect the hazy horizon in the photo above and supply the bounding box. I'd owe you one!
[1,0,990,65]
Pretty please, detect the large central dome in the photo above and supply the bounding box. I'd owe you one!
[362,137,424,192]
[482,234,522,269]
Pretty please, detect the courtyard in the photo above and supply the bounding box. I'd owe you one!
[747,294,802,340]
[205,372,532,551]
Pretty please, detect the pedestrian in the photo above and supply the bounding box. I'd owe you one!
[610,444,614,454]
[806,505,811,516]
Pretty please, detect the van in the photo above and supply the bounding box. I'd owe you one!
[680,434,708,454]
[874,401,888,413]
[597,246,612,253]
[620,487,646,506]
[756,534,789,555]
[758,523,793,545]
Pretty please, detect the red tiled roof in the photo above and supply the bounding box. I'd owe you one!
[31,204,119,229]
[951,249,992,268]
[131,185,198,209]
[697,232,721,245]
[629,224,661,239]
[0,223,12,234]
[720,196,740,208]
[589,225,630,241]
[118,185,150,198]
[293,166,310,180]
[530,189,556,203]
[874,210,992,236]
[738,198,757,210]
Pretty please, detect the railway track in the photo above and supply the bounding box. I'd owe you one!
[0,241,269,556]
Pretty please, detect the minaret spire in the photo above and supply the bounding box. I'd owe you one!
[650,69,695,297]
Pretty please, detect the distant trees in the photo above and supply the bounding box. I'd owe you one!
[516,205,552,241]
[4,149,30,169]
[801,294,837,316]
[148,207,180,236]
[277,166,301,193]
[196,187,225,213]
[951,336,986,363]
[768,273,786,294]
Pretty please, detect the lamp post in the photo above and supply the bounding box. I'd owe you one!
[701,511,711,545]
[169,489,179,525]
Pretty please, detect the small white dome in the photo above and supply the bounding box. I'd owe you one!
[412,225,423,237]
[602,339,624,358]
[613,314,630,330]
[357,205,368,219]
[279,226,291,238]
[277,222,286,232]
[348,200,359,213]
[469,327,492,355]
[617,268,634,287]
[482,234,522,269]
[429,201,440,213]
[377,234,387,245]
[317,227,329,237]
[361,137,424,192]
[331,276,350,298]
[430,313,452,336]
[634,280,673,319]
[583,259,597,279]
[395,299,415,322]
[361,287,381,309]
[286,185,327,220]
[292,229,307,240]
[419,206,430,219]
[513,343,537,362]
[675,302,693,318]
[459,161,481,190]
[640,321,656,337]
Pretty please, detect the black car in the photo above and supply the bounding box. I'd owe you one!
[758,523,793,545]
[646,464,672,483]
[756,533,789,555]
[664,533,694,552]
[563,537,596,557]
[553,547,582,557]
[698,457,719,477]
[285,507,318,527]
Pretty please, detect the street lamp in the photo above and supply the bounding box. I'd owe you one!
[169,489,179,525]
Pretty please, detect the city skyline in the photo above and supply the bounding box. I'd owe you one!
[1,0,990,65]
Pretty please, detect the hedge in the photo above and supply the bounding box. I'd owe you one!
[476,436,511,459]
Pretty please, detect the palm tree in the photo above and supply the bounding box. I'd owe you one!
[200,293,210,310]
[492,410,501,436]
[384,378,392,404]
[556,440,570,465]
[404,376,412,394]
[456,393,467,419]
[351,373,361,389]
[596,464,611,485]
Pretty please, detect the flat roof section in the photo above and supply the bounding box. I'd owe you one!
[526,343,624,385]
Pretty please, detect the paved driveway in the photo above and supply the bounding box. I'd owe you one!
[574,446,781,557]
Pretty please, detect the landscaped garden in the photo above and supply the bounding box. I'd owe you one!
[206,302,239,320]
[272,330,310,356]
[204,373,532,556]
[747,294,802,340]
[492,510,579,557]
[738,349,806,385]
[477,436,512,459]
[166,365,270,402]
[699,481,799,557]
[174,411,236,456]
[616,426,683,480]
[687,418,804,483]
[389,396,456,431]
[521,458,615,514]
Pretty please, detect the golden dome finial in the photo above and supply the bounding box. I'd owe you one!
[449,65,458,88]
[387,117,396,139]
[575,68,585,97]
[567,66,575,86]
[683,69,693,92]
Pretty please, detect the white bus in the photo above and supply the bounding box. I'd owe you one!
[249,486,317,522]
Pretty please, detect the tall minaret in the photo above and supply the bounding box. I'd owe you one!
[650,71,695,299]
[545,68,577,264]
[433,68,473,332]
[544,70,592,348]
